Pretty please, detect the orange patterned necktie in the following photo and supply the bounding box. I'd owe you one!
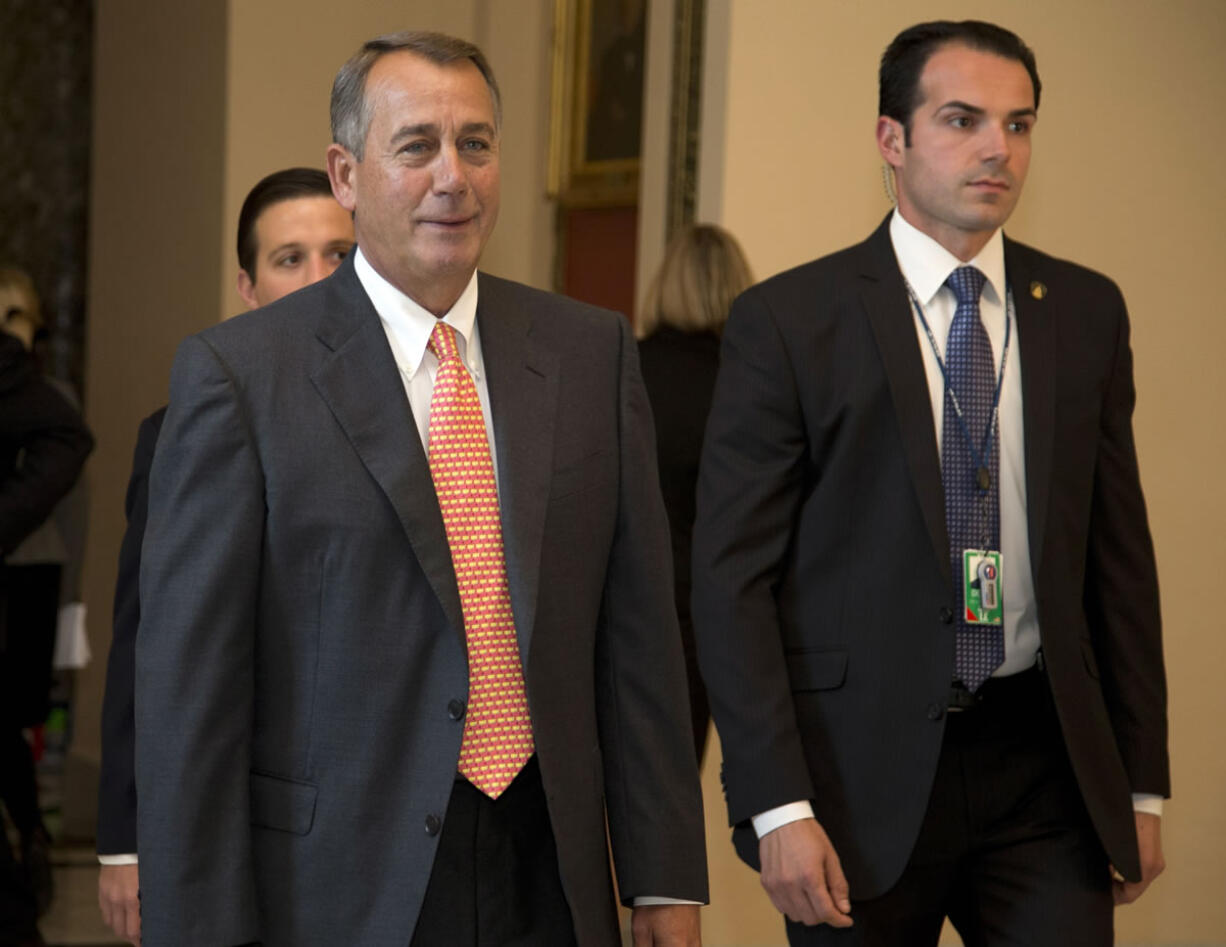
[426,321,534,799]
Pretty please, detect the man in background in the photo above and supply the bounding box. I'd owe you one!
[694,20,1167,945]
[96,167,353,944]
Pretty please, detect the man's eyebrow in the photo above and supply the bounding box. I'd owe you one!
[936,100,986,115]
[935,100,1037,120]
[389,123,439,144]
[387,121,496,145]
[265,241,305,257]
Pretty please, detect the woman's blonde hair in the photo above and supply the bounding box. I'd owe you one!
[0,266,42,331]
[637,224,753,339]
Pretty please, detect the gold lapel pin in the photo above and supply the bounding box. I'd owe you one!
[1030,281,1047,300]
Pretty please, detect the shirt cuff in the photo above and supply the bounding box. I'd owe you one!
[632,897,703,906]
[1132,793,1163,817]
[98,853,139,866]
[752,801,815,839]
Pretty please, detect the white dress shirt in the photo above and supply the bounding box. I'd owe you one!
[355,249,495,471]
[752,213,1158,841]
[357,252,697,903]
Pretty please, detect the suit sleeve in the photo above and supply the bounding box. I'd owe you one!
[135,337,264,945]
[1084,292,1169,797]
[97,409,163,855]
[0,374,93,555]
[691,289,817,826]
[595,314,709,905]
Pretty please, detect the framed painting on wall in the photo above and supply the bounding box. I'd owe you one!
[549,0,647,207]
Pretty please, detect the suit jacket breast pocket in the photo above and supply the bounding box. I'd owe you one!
[249,770,318,836]
[550,448,616,501]
[785,648,848,692]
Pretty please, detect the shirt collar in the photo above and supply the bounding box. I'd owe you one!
[353,246,482,380]
[888,208,1006,309]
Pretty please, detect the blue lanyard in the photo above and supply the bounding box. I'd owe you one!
[904,278,1012,494]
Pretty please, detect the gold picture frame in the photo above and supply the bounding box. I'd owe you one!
[548,0,647,207]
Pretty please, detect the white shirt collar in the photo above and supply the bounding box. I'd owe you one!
[353,247,483,381]
[888,208,1006,309]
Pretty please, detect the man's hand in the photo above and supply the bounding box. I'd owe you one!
[630,903,701,945]
[1113,812,1165,905]
[98,863,141,944]
[759,818,852,928]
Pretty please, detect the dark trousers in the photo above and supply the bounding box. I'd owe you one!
[789,667,1113,947]
[410,757,577,947]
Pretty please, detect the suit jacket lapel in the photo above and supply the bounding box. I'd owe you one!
[1004,237,1055,584]
[475,274,559,666]
[859,218,952,583]
[307,259,465,644]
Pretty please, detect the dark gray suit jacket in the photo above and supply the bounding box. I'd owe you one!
[135,256,707,946]
[693,217,1168,900]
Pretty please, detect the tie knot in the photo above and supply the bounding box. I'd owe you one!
[428,321,460,363]
[946,266,986,308]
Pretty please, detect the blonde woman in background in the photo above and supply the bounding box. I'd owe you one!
[637,224,753,763]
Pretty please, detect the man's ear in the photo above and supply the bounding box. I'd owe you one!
[237,269,260,310]
[876,115,905,168]
[326,144,359,212]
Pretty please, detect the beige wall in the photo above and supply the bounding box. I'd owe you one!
[77,0,229,836]
[695,0,1226,943]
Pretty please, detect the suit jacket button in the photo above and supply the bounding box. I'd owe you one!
[424,814,441,837]
[448,699,466,721]
[938,606,954,624]
[926,702,945,721]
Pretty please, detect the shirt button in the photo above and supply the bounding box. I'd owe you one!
[424,814,441,837]
[926,702,945,721]
[938,606,954,625]
[448,699,466,721]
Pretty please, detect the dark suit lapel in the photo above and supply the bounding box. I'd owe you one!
[307,260,465,644]
[859,219,951,582]
[475,274,559,666]
[1004,237,1055,583]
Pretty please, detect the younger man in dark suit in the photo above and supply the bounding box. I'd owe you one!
[96,167,353,944]
[693,20,1167,945]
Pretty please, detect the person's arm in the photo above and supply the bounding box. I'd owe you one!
[135,337,264,946]
[0,373,93,553]
[1082,287,1169,899]
[691,287,816,826]
[97,411,163,944]
[98,411,162,857]
[596,312,709,921]
[691,289,853,928]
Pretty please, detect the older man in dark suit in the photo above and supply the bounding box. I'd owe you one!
[693,20,1167,946]
[134,30,706,947]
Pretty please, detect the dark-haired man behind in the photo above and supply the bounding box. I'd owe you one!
[693,20,1167,945]
[96,167,353,944]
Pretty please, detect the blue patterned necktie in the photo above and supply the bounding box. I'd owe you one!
[942,266,1003,692]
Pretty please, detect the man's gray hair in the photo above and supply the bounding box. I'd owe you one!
[330,30,503,160]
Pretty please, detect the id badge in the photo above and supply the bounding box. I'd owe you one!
[962,550,1003,625]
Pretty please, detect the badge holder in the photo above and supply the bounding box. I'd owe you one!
[962,550,1003,625]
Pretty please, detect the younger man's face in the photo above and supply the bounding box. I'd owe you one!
[237,195,355,309]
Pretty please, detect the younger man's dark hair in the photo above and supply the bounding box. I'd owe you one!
[880,20,1041,144]
[236,167,338,278]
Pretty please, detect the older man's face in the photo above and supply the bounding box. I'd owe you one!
[329,51,500,314]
